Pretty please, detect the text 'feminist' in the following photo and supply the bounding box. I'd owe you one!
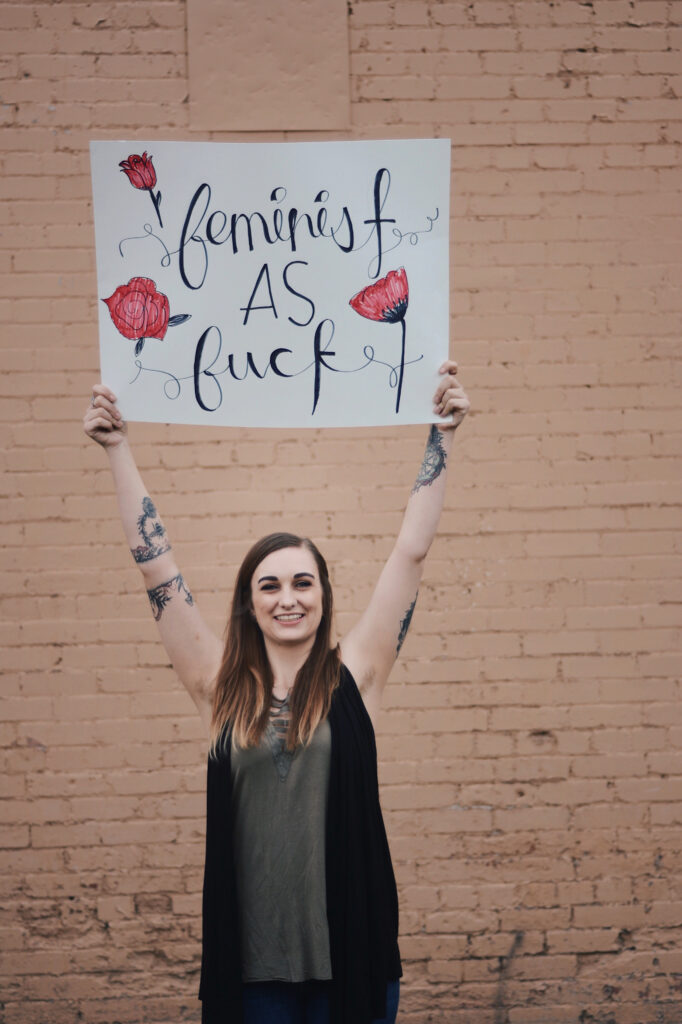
[178,169,395,290]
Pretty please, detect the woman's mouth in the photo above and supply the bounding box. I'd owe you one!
[275,613,304,622]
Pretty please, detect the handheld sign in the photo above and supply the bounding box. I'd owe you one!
[90,139,451,429]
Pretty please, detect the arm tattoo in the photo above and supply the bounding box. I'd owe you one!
[396,592,418,655]
[131,496,171,564]
[412,425,447,495]
[147,574,193,622]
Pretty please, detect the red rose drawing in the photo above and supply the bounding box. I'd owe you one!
[103,277,189,356]
[119,151,163,228]
[119,152,157,190]
[349,267,410,413]
[349,267,408,323]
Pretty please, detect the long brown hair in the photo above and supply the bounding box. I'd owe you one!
[210,533,341,755]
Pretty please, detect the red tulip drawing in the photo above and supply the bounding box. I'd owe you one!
[103,277,189,356]
[349,267,409,413]
[120,152,163,229]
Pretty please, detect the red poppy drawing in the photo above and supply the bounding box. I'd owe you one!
[103,277,189,356]
[350,268,409,412]
[120,152,163,229]
[349,267,408,324]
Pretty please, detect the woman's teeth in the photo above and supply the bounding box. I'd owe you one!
[276,614,303,621]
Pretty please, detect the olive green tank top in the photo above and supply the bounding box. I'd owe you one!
[230,693,332,983]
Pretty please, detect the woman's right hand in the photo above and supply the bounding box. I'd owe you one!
[83,384,128,449]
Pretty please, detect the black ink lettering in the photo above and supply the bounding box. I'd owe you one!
[241,263,278,325]
[273,206,285,241]
[312,319,337,415]
[206,209,228,244]
[170,177,404,285]
[283,260,315,327]
[270,187,289,243]
[229,211,274,255]
[179,183,211,290]
[227,351,267,381]
[288,208,315,253]
[330,205,354,253]
[193,326,224,411]
[270,348,293,377]
[315,191,329,237]
[363,168,395,279]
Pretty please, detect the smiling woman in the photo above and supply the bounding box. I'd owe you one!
[82,360,470,1024]
[213,534,336,753]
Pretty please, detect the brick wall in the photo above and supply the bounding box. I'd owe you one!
[2,2,682,1022]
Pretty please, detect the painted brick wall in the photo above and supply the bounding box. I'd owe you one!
[2,2,681,1022]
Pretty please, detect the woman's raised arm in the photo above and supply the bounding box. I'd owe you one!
[340,360,470,723]
[84,384,222,731]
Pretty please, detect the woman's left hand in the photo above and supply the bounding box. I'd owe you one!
[433,359,471,430]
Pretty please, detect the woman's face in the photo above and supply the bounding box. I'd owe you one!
[249,545,324,649]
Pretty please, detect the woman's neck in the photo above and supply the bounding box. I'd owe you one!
[264,637,314,694]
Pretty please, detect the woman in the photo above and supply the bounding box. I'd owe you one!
[83,361,470,1024]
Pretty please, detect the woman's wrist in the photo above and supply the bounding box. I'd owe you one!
[104,434,131,460]
[435,422,457,449]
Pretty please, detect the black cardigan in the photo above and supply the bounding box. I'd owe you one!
[199,664,402,1024]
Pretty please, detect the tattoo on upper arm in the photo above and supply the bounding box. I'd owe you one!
[147,573,194,622]
[131,496,171,564]
[412,425,447,494]
[396,592,418,655]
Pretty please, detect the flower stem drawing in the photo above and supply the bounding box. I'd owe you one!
[120,152,163,229]
[349,267,409,413]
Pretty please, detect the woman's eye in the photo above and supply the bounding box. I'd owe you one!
[260,584,277,592]
[295,580,312,588]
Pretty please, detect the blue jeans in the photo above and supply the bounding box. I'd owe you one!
[242,979,400,1023]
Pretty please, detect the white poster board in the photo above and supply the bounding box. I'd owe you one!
[90,139,450,428]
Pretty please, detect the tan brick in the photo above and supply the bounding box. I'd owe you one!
[494,806,570,831]
[573,803,648,829]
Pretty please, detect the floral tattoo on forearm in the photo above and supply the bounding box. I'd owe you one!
[147,574,193,622]
[397,592,418,655]
[412,425,448,494]
[131,496,171,563]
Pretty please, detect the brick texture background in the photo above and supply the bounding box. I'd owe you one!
[2,2,682,1022]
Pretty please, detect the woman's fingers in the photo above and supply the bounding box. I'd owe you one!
[439,394,470,418]
[84,384,127,447]
[91,395,122,421]
[84,408,116,433]
[91,383,117,403]
[90,385,120,413]
[432,358,471,427]
[433,380,458,409]
[434,362,461,407]
[433,382,466,414]
[88,384,123,423]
